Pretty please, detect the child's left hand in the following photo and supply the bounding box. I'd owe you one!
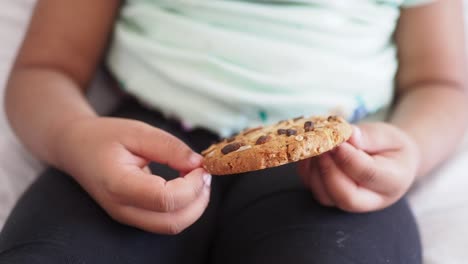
[298,122,420,212]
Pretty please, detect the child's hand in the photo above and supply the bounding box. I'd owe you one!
[54,117,211,234]
[298,122,420,212]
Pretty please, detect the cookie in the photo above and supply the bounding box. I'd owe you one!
[201,115,352,175]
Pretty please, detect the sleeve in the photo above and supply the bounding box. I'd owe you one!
[401,0,435,8]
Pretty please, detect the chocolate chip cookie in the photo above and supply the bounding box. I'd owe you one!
[201,115,352,175]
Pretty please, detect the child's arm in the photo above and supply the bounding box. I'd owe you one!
[5,0,211,234]
[5,0,117,164]
[391,0,468,177]
[299,0,468,212]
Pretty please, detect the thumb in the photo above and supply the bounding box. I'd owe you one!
[124,123,202,172]
[348,123,405,154]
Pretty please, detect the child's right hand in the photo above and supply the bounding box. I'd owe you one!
[53,117,211,234]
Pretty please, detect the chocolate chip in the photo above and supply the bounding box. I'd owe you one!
[286,129,297,136]
[278,128,297,136]
[243,126,262,135]
[221,142,245,155]
[255,135,271,145]
[293,116,304,122]
[304,121,314,132]
[277,129,288,135]
[327,115,339,122]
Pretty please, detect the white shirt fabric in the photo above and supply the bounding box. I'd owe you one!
[108,0,433,137]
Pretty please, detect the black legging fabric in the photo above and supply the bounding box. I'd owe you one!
[0,98,422,264]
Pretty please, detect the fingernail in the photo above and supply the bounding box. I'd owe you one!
[353,125,362,138]
[189,153,203,166]
[352,125,362,146]
[203,173,212,187]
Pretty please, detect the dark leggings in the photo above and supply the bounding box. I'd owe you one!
[0,99,422,264]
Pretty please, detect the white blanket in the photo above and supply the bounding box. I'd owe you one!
[0,0,42,227]
[1,1,468,263]
[408,133,468,264]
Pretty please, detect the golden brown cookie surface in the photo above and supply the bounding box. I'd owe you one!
[201,116,352,175]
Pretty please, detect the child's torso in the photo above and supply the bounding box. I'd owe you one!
[107,0,431,136]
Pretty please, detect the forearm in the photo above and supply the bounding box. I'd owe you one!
[5,66,96,168]
[389,84,468,179]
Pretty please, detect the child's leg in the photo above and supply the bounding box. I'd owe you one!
[212,163,422,264]
[0,99,224,263]
[0,168,220,263]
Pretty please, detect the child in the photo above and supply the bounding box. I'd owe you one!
[0,0,467,263]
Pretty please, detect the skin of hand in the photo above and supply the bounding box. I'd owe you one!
[5,1,214,234]
[297,0,468,213]
[54,116,212,234]
[298,123,420,213]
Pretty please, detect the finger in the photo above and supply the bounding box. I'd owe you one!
[348,123,404,154]
[297,159,334,206]
[142,166,151,174]
[108,167,211,212]
[179,171,189,177]
[297,159,311,180]
[347,125,363,147]
[331,142,400,194]
[124,122,203,172]
[110,183,211,235]
[307,159,335,206]
[318,153,384,212]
